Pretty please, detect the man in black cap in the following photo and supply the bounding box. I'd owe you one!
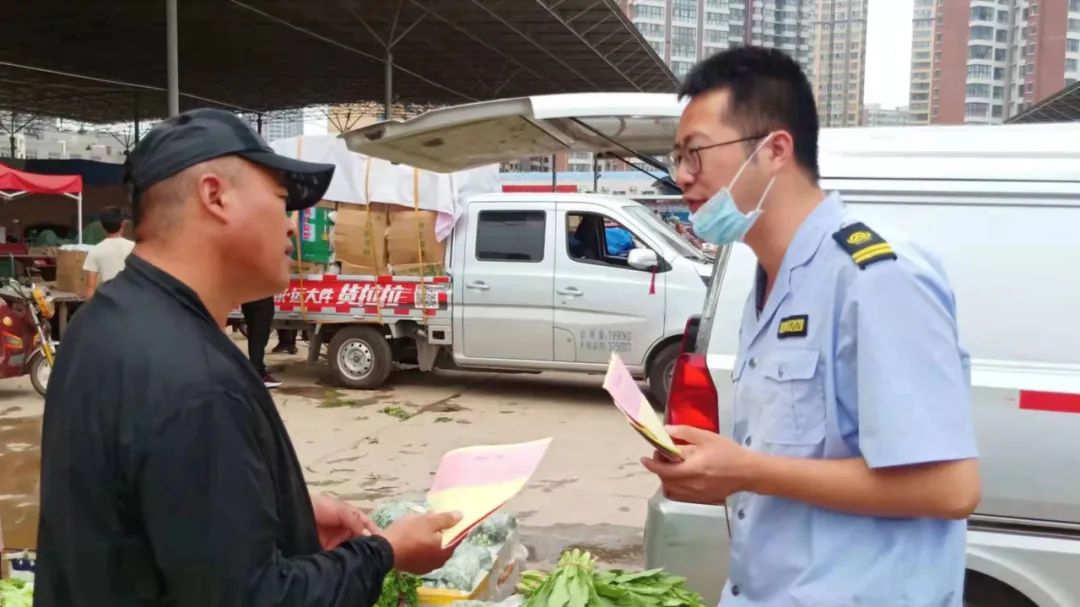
[35,108,461,606]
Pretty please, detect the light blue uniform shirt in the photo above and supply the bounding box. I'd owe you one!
[722,193,978,606]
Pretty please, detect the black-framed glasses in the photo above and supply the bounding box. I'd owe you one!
[668,133,768,177]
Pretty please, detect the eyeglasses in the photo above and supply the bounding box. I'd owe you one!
[668,134,768,177]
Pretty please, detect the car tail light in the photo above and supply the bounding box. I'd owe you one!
[665,317,720,434]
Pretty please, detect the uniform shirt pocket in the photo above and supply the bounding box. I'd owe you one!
[760,348,827,445]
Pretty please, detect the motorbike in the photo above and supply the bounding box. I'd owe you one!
[0,274,57,396]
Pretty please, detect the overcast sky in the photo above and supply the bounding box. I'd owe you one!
[864,0,915,108]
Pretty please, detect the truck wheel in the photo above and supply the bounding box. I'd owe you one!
[29,352,51,397]
[647,342,680,411]
[328,326,393,389]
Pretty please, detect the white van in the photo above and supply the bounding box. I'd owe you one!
[347,94,1080,606]
[255,95,708,404]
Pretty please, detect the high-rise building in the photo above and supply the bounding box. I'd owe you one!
[910,0,1080,125]
[242,111,304,142]
[626,1,815,79]
[813,0,868,127]
[863,103,913,126]
[625,1,867,127]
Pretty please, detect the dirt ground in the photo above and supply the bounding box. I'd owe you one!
[0,341,661,568]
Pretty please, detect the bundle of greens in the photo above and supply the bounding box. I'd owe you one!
[376,570,422,607]
[0,579,34,607]
[517,550,704,607]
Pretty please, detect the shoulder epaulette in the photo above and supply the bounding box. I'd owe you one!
[832,222,897,269]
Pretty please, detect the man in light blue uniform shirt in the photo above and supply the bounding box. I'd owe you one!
[643,46,981,606]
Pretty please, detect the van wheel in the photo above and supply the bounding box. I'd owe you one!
[29,352,51,397]
[963,571,1036,607]
[328,326,393,389]
[647,343,680,411]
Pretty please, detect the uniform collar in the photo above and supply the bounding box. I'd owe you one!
[751,192,842,340]
[125,254,219,328]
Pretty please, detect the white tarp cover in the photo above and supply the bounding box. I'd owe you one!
[270,134,500,241]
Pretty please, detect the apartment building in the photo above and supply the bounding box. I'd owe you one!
[626,0,867,126]
[863,103,913,125]
[911,0,1080,125]
[813,0,868,126]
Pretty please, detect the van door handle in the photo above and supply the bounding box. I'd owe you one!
[466,281,490,291]
[557,287,583,296]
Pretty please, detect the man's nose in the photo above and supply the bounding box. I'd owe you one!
[675,161,694,193]
[287,212,299,237]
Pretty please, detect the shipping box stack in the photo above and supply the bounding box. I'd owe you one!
[270,135,500,279]
[386,206,445,277]
[332,202,389,276]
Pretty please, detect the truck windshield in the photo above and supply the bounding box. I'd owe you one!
[623,205,707,262]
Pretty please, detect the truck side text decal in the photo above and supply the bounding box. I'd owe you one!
[275,276,448,315]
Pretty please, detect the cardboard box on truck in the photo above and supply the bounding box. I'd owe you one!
[386,207,446,276]
[333,203,389,276]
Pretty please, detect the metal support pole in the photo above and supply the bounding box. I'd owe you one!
[384,52,393,120]
[593,154,600,192]
[551,155,556,190]
[134,95,140,143]
[166,0,180,117]
[76,193,83,245]
[256,113,263,134]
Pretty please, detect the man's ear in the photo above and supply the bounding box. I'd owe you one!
[763,130,795,172]
[195,171,230,223]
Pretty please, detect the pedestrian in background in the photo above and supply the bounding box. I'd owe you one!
[241,296,279,387]
[81,205,134,298]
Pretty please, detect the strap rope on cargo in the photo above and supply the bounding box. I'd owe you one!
[413,168,429,327]
[295,137,307,322]
[365,158,384,325]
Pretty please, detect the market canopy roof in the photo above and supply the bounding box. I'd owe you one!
[0,0,677,124]
[0,163,83,195]
[1008,81,1080,123]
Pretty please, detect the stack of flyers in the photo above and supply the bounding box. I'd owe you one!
[426,437,553,548]
[602,353,683,461]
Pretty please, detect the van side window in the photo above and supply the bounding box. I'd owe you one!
[566,212,646,269]
[476,210,546,262]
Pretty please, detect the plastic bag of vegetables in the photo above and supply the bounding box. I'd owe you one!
[465,513,517,548]
[423,543,495,590]
[371,499,430,529]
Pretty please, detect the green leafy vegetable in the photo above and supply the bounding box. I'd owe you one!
[377,570,422,607]
[0,579,34,607]
[517,550,704,607]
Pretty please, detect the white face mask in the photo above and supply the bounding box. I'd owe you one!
[690,134,776,245]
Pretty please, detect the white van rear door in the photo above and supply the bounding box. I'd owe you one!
[342,93,684,172]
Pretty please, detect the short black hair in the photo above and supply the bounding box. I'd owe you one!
[679,46,820,180]
[100,206,125,234]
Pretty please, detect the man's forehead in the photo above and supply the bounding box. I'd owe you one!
[676,90,736,144]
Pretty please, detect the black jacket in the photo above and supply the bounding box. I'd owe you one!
[35,255,393,606]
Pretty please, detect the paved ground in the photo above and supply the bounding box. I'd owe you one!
[0,339,660,568]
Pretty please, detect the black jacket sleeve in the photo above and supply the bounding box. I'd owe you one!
[136,390,393,606]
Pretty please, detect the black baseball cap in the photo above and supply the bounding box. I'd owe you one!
[125,108,334,211]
